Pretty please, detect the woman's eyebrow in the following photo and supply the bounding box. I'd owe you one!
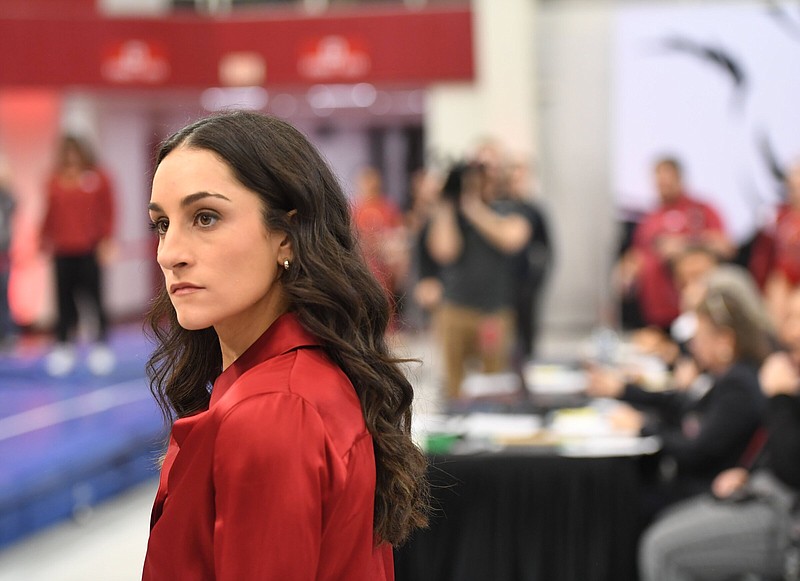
[147,191,231,213]
[180,191,231,208]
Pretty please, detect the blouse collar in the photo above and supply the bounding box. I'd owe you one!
[209,312,320,407]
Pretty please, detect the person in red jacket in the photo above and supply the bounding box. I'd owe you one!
[40,134,116,376]
[351,166,407,327]
[142,111,429,580]
[764,160,800,325]
[616,157,733,330]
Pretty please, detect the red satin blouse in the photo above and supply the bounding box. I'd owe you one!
[141,313,394,580]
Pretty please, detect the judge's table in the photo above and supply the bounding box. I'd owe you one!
[395,357,665,581]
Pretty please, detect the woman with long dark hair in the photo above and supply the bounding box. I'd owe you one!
[141,110,428,580]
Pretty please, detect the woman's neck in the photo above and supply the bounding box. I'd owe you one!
[215,302,289,369]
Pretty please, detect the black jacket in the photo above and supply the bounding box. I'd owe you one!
[760,393,800,490]
[623,361,766,488]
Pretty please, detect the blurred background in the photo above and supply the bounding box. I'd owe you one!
[1,0,799,579]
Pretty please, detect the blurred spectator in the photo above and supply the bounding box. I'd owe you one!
[404,167,442,239]
[40,134,116,376]
[614,157,733,330]
[425,160,531,399]
[639,286,800,581]
[639,251,776,366]
[352,166,407,324]
[703,265,776,345]
[0,156,16,347]
[672,246,720,315]
[502,153,553,362]
[616,208,649,330]
[473,138,505,199]
[405,167,444,329]
[630,246,721,367]
[587,286,769,524]
[763,159,800,326]
[739,214,776,292]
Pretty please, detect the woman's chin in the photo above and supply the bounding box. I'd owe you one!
[175,314,214,331]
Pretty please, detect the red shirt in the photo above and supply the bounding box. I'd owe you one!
[633,194,725,251]
[142,314,393,581]
[41,169,115,255]
[353,196,403,239]
[352,196,404,293]
[633,194,727,328]
[772,204,800,285]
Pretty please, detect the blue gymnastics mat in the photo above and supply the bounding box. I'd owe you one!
[0,326,166,549]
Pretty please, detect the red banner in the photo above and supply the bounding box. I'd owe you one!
[0,7,474,88]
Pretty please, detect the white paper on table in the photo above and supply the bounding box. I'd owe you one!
[460,372,521,398]
[548,407,613,438]
[462,413,543,440]
[523,363,587,395]
[559,435,662,457]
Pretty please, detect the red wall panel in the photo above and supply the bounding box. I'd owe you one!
[0,7,474,88]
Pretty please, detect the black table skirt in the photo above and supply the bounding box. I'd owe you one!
[394,453,641,581]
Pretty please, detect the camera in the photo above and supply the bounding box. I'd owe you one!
[441,161,487,202]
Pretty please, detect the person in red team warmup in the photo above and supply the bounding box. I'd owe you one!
[40,134,116,376]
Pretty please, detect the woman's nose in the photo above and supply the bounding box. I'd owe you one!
[156,228,190,270]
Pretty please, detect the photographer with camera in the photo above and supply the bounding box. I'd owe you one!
[425,159,532,400]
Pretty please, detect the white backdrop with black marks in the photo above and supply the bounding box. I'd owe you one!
[613,1,800,244]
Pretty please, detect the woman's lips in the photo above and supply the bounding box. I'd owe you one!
[170,283,203,296]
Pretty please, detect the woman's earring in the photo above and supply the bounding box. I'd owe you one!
[283,259,290,271]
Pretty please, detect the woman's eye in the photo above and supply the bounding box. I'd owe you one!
[195,212,219,228]
[149,219,168,236]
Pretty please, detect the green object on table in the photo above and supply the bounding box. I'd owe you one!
[426,433,459,454]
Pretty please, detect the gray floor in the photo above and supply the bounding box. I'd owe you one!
[0,479,157,581]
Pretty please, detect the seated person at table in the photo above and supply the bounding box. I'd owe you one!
[630,246,720,366]
[634,252,775,371]
[587,288,769,521]
[614,157,733,331]
[639,286,800,581]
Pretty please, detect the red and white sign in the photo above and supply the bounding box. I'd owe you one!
[298,36,371,81]
[0,8,473,88]
[101,40,170,84]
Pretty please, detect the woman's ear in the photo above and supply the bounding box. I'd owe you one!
[275,209,297,268]
[279,232,293,263]
[281,209,297,263]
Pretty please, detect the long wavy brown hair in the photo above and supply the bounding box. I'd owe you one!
[145,110,428,545]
